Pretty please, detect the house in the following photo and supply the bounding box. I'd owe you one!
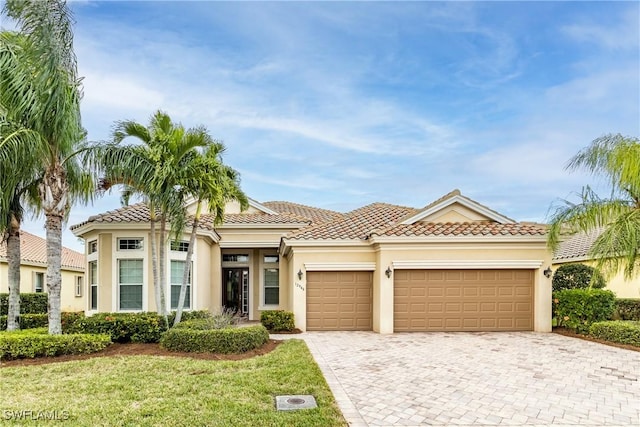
[0,230,85,311]
[552,228,640,298]
[70,190,553,333]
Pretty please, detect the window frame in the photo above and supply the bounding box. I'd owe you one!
[117,258,144,311]
[34,272,45,293]
[170,260,192,310]
[117,238,144,251]
[259,251,279,309]
[88,260,98,311]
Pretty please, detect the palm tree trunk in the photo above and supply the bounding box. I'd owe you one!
[159,214,168,326]
[173,201,200,326]
[149,207,161,314]
[45,212,63,334]
[6,213,21,331]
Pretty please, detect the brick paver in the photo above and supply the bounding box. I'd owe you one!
[277,332,640,426]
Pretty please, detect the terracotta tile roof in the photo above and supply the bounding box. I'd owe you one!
[211,213,310,226]
[553,228,604,261]
[371,221,548,238]
[0,231,85,270]
[71,202,309,231]
[262,201,343,224]
[287,203,416,240]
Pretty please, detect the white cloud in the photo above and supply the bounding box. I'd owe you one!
[563,8,640,51]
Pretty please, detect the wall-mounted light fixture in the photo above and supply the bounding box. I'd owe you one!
[385,266,392,278]
[543,267,553,278]
[297,269,304,280]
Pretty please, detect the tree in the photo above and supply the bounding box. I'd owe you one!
[173,143,247,325]
[97,111,211,320]
[552,264,606,292]
[0,0,93,334]
[548,134,640,280]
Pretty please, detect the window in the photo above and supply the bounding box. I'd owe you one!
[118,259,143,310]
[88,240,98,254]
[263,268,279,305]
[34,272,45,293]
[264,255,279,263]
[118,238,143,250]
[75,276,83,297]
[170,260,191,310]
[222,254,249,263]
[89,261,98,310]
[170,241,189,252]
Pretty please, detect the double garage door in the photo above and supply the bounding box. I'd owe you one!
[306,269,533,332]
[394,269,534,332]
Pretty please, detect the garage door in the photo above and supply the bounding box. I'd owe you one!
[307,271,372,331]
[394,269,533,332]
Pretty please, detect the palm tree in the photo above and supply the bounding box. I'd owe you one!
[548,133,640,280]
[97,111,211,319]
[0,0,93,334]
[173,142,247,325]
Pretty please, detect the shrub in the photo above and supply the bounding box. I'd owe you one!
[589,321,640,347]
[160,325,269,354]
[0,312,85,331]
[167,310,212,325]
[69,313,166,343]
[0,293,48,315]
[615,299,640,321]
[553,289,616,333]
[552,264,606,292]
[0,331,111,361]
[260,310,295,332]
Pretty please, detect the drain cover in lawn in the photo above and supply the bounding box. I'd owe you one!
[275,395,317,411]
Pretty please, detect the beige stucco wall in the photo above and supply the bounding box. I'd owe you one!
[287,240,553,333]
[0,262,84,312]
[552,260,640,299]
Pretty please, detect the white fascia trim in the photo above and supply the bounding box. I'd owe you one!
[552,256,591,264]
[282,239,368,247]
[400,195,514,225]
[304,262,377,271]
[370,235,547,244]
[71,223,220,242]
[392,260,545,269]
[248,199,279,215]
[219,241,280,249]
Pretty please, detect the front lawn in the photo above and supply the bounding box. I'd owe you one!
[0,339,346,426]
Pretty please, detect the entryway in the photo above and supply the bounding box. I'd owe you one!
[222,268,249,315]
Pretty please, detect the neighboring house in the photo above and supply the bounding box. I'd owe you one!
[0,231,86,312]
[71,190,553,333]
[552,228,640,299]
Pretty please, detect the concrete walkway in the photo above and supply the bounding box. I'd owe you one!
[273,331,640,426]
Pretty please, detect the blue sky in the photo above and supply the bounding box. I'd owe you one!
[5,1,639,252]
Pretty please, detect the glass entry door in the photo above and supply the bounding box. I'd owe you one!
[222,268,249,315]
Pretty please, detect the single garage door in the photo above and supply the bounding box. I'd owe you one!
[307,271,372,331]
[394,269,533,332]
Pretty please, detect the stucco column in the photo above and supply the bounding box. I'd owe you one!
[535,266,553,332]
[292,259,307,331]
[374,249,394,334]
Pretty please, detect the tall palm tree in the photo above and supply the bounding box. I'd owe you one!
[548,133,640,280]
[173,142,247,325]
[97,111,211,319]
[0,0,93,334]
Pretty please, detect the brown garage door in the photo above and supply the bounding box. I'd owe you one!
[307,271,372,331]
[394,269,533,332]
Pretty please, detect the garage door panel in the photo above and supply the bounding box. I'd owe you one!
[307,271,372,331]
[394,269,534,332]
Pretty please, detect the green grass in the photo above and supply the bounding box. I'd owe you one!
[0,340,346,426]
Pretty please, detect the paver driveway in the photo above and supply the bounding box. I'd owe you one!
[294,332,640,426]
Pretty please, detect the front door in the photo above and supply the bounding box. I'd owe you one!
[222,268,249,315]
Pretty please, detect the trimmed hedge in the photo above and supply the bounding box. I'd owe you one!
[615,299,640,321]
[0,312,85,331]
[0,293,48,315]
[553,288,616,333]
[260,310,295,332]
[0,330,111,361]
[160,325,269,354]
[552,264,606,292]
[167,310,211,325]
[67,313,166,343]
[589,321,640,347]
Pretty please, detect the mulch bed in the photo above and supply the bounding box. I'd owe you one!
[553,327,639,352]
[0,339,282,368]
